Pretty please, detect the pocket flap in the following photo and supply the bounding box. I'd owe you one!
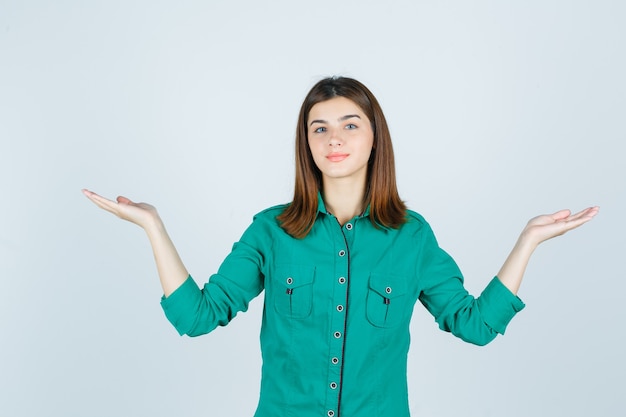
[273,264,316,290]
[368,273,407,299]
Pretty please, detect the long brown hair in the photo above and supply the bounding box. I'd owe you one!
[278,76,407,238]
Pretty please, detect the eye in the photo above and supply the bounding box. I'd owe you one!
[345,123,357,130]
[313,126,326,133]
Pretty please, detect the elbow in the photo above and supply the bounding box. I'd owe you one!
[178,311,226,337]
[454,331,497,346]
[464,335,496,347]
[443,318,500,346]
[185,326,217,338]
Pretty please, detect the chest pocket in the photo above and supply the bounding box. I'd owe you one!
[272,265,316,319]
[366,273,408,328]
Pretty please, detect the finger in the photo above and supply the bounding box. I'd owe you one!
[578,206,600,219]
[550,209,572,222]
[560,210,598,232]
[565,206,600,222]
[85,191,117,206]
[586,206,600,218]
[83,190,123,215]
[82,188,107,201]
[89,198,122,216]
[117,196,134,205]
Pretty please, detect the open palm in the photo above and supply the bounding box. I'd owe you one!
[524,206,599,246]
[82,189,159,229]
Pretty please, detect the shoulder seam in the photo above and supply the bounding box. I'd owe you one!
[405,209,427,224]
[253,203,290,219]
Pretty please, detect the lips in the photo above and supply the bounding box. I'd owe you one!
[327,153,349,162]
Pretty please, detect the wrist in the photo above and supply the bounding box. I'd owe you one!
[515,228,539,252]
[143,213,166,237]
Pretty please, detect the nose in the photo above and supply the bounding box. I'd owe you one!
[328,127,343,147]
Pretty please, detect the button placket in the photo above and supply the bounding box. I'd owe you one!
[325,216,350,417]
[327,257,347,413]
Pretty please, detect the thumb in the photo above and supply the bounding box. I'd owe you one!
[551,209,571,221]
[116,196,134,205]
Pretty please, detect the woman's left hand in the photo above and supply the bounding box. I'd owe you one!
[496,206,599,294]
[522,206,600,247]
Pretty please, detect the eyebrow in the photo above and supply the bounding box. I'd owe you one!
[309,114,361,126]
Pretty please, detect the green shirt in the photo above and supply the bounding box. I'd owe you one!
[161,197,525,417]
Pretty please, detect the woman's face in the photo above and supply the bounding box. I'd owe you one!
[307,96,374,186]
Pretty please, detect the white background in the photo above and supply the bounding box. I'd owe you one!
[1,1,624,416]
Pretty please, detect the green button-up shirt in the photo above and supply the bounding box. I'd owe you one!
[161,197,525,417]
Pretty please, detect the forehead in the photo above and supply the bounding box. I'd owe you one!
[308,96,367,120]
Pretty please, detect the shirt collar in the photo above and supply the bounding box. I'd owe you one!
[316,191,371,219]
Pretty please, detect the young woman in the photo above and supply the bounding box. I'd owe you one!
[83,76,598,417]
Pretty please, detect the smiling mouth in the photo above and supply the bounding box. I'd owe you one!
[327,153,349,162]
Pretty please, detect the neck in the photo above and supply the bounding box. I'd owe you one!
[322,177,366,225]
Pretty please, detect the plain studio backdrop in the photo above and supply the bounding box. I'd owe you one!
[1,1,624,416]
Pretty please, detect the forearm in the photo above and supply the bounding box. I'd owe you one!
[496,233,537,295]
[496,205,599,295]
[144,216,189,297]
[82,189,192,296]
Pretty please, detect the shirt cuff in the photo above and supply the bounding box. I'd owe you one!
[477,277,525,335]
[160,275,201,336]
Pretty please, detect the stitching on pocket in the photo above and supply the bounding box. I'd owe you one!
[272,265,316,319]
[366,273,407,328]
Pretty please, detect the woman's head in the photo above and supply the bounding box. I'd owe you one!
[278,76,406,238]
[295,77,392,189]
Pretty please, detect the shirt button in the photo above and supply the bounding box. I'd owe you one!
[334,331,341,339]
[286,277,293,285]
[338,277,346,284]
[345,222,353,230]
[385,286,392,294]
[330,382,338,389]
[338,249,346,257]
[328,410,335,417]
[331,357,339,364]
[336,305,344,312]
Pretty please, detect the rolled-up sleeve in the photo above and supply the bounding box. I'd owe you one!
[160,219,268,337]
[416,221,525,346]
[476,277,525,335]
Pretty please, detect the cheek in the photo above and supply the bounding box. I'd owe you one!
[308,140,323,158]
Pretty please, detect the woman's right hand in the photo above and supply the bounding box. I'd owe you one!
[82,188,189,296]
[82,189,161,230]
